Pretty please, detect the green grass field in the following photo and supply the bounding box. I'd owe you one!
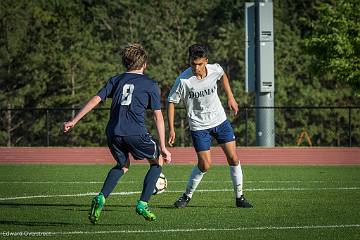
[0,164,359,240]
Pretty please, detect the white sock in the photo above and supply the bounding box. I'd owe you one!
[230,162,243,198]
[185,166,205,198]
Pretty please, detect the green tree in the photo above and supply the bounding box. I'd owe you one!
[304,0,360,94]
[1,0,358,147]
[0,1,117,146]
[37,1,117,146]
[0,0,46,146]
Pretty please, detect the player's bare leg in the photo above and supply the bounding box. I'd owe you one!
[221,141,253,208]
[174,151,211,208]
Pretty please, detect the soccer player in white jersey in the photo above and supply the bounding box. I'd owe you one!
[167,44,253,208]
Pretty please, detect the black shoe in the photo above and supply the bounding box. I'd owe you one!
[174,193,191,208]
[236,195,253,208]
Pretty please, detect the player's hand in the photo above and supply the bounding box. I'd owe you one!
[161,147,172,163]
[63,120,76,133]
[228,97,238,115]
[168,130,176,147]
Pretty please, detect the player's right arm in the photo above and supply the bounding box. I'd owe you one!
[63,95,102,133]
[64,76,115,133]
[167,102,176,146]
[167,70,188,146]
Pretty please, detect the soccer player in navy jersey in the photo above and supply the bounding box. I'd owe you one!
[63,43,171,222]
[167,44,252,208]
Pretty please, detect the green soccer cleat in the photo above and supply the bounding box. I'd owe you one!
[88,193,105,224]
[135,200,157,221]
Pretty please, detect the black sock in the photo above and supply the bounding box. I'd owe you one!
[101,165,124,198]
[140,164,162,202]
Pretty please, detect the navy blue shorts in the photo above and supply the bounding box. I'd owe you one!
[107,133,160,167]
[190,120,236,152]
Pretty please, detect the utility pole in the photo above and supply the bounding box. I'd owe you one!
[245,0,275,146]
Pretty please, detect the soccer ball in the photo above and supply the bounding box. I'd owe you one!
[152,173,167,195]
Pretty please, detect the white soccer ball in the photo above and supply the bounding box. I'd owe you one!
[152,172,167,195]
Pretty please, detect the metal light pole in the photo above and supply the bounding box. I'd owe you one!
[245,0,275,146]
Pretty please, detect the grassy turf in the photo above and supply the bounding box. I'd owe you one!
[0,164,359,240]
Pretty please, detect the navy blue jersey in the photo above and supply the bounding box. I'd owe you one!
[97,73,161,137]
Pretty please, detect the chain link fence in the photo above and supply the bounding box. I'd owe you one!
[0,107,359,147]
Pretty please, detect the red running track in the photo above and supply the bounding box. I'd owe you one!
[0,147,359,165]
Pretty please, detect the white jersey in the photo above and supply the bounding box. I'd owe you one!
[167,63,227,131]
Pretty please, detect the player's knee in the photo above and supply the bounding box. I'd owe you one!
[198,163,210,172]
[228,158,239,166]
[156,157,164,166]
[148,158,163,166]
[113,163,129,174]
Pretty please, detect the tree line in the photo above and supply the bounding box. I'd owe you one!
[0,0,359,146]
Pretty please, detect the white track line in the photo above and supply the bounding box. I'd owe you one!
[0,187,359,201]
[0,180,351,184]
[1,224,359,237]
[0,181,105,184]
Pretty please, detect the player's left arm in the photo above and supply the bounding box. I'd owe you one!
[153,110,172,163]
[63,95,102,133]
[220,73,238,115]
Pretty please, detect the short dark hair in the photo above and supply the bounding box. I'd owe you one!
[121,43,147,71]
[188,44,208,60]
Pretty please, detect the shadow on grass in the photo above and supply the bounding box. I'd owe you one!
[0,220,144,227]
[0,202,236,209]
[0,220,74,227]
[0,202,87,208]
[155,204,237,209]
[0,202,129,213]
